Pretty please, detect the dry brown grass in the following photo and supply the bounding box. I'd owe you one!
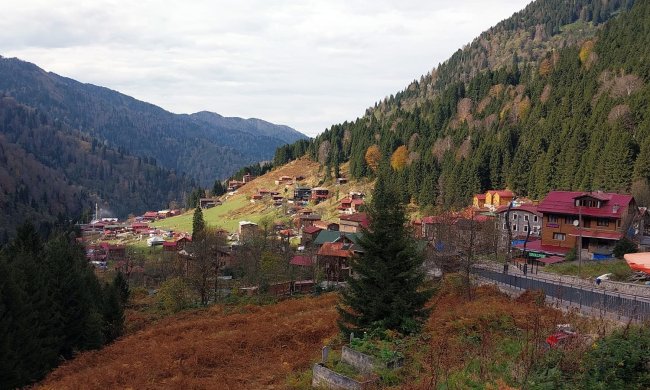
[38,294,338,390]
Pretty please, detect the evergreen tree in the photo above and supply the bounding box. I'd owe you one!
[113,271,130,306]
[192,207,206,239]
[338,165,432,336]
[101,282,125,343]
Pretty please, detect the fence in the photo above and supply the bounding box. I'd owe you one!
[473,267,650,322]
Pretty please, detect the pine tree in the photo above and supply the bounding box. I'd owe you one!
[113,271,130,305]
[101,282,124,343]
[338,165,432,336]
[192,207,206,240]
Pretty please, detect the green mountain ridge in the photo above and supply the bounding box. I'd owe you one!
[0,57,309,184]
[275,0,650,209]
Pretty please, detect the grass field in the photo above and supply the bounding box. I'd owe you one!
[545,259,632,280]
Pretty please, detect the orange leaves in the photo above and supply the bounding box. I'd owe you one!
[390,145,409,171]
[365,145,381,172]
[38,294,339,389]
[579,40,595,64]
[539,58,553,77]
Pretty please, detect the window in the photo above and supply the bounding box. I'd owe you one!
[597,219,609,227]
[524,215,529,221]
[513,225,518,231]
[553,233,566,241]
[565,216,574,224]
[503,223,507,230]
[533,215,538,223]
[513,213,518,220]
[549,215,558,223]
[533,226,538,233]
[524,225,528,232]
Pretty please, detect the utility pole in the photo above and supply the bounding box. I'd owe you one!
[577,204,583,278]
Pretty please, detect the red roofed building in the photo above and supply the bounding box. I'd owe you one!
[142,211,158,221]
[317,242,354,281]
[302,225,323,245]
[537,191,636,258]
[339,213,369,233]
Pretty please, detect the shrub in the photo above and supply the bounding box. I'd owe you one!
[613,238,637,259]
[157,277,193,313]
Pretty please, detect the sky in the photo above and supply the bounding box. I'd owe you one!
[1,0,531,137]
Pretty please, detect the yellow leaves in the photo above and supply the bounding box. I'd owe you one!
[365,145,381,172]
[579,40,595,64]
[539,58,553,77]
[390,145,409,171]
[517,97,531,121]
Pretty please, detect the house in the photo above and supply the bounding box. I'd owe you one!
[228,180,244,191]
[311,187,330,203]
[338,197,364,214]
[294,186,312,201]
[339,213,369,233]
[131,222,149,233]
[274,175,293,185]
[162,236,192,252]
[317,242,354,282]
[534,191,636,259]
[473,194,487,208]
[142,211,159,221]
[199,198,221,209]
[251,194,263,201]
[295,213,322,230]
[99,242,126,261]
[486,190,515,207]
[301,225,323,245]
[496,203,543,240]
[242,173,255,183]
[313,220,339,231]
[239,221,260,242]
[158,209,174,219]
[336,177,348,185]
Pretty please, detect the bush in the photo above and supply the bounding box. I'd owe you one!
[565,247,577,262]
[157,277,193,313]
[613,238,637,259]
[579,326,650,389]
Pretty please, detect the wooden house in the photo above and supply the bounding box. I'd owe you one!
[294,186,312,201]
[339,213,369,233]
[473,194,487,208]
[534,191,636,259]
[199,198,221,209]
[301,225,323,245]
[142,211,158,221]
[311,187,330,203]
[313,220,339,231]
[317,242,354,282]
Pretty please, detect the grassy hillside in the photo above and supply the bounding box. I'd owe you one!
[152,157,376,234]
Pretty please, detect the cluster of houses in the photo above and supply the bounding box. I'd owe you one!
[415,189,650,266]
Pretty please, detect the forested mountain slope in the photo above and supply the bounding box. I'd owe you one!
[275,0,650,209]
[0,96,192,240]
[0,58,308,184]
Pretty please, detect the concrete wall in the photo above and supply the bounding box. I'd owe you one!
[311,363,375,390]
[341,346,375,374]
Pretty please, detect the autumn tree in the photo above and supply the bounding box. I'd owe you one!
[365,145,381,172]
[186,228,226,305]
[338,165,432,335]
[390,145,409,171]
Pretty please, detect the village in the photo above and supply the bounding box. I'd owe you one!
[76,157,650,304]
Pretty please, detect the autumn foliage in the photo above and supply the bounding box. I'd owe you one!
[38,294,338,389]
[390,145,409,171]
[365,144,381,172]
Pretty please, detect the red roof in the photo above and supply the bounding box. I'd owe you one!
[162,241,177,247]
[538,191,633,219]
[352,199,364,205]
[494,190,514,197]
[340,198,352,204]
[474,194,487,199]
[340,213,369,228]
[290,255,313,266]
[318,242,353,258]
[303,225,322,234]
[143,211,158,218]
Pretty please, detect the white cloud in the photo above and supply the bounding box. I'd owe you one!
[1,0,531,136]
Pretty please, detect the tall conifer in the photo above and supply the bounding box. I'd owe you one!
[338,165,432,336]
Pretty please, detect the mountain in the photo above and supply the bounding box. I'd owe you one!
[0,58,309,184]
[274,0,650,209]
[188,111,306,144]
[0,96,192,240]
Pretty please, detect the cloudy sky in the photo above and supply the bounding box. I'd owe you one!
[2,0,531,136]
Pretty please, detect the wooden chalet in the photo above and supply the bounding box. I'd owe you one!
[531,191,636,259]
[142,211,159,221]
[339,213,369,233]
[199,198,221,209]
[317,242,354,282]
[301,225,323,245]
[313,220,339,231]
[311,187,330,203]
[294,186,312,201]
[242,173,255,183]
[294,213,322,230]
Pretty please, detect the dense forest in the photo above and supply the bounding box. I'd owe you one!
[0,58,307,184]
[275,0,650,210]
[0,96,192,240]
[0,223,127,389]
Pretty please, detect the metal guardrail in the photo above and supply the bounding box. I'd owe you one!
[473,267,650,322]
